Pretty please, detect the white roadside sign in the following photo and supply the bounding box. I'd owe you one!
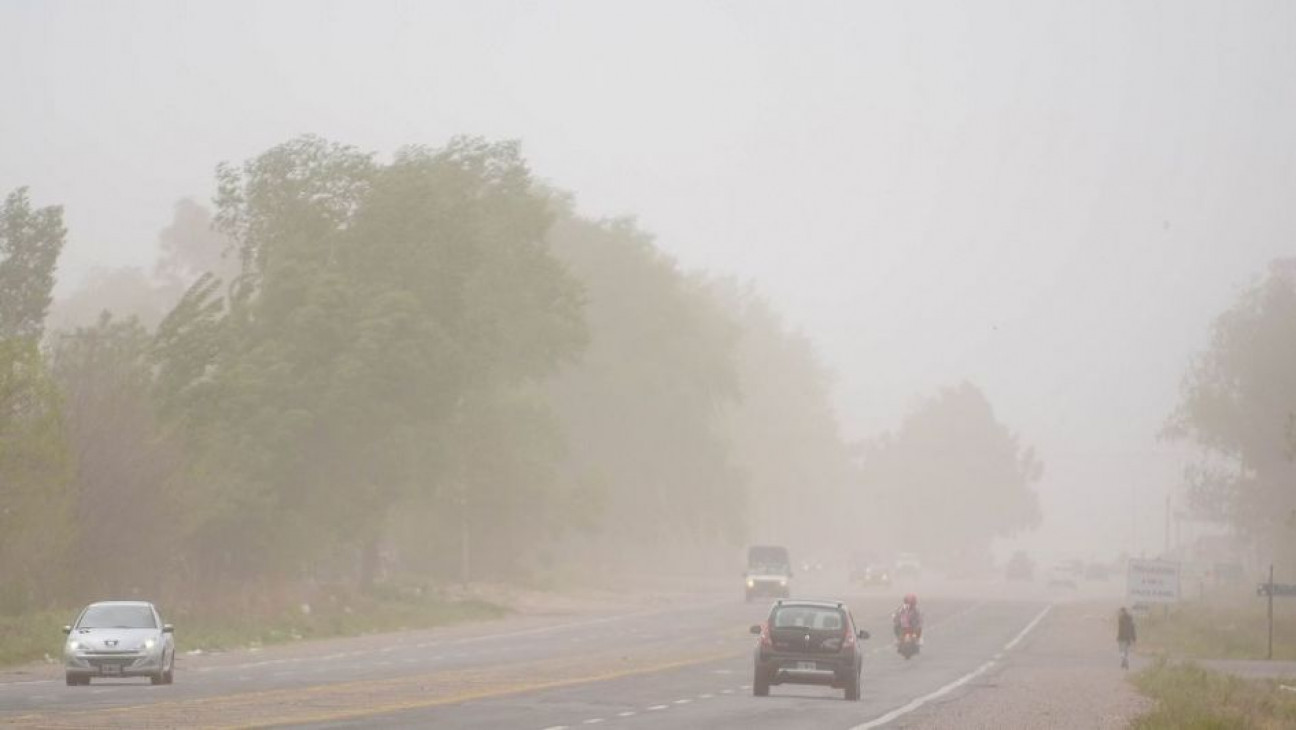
[1127,558,1181,604]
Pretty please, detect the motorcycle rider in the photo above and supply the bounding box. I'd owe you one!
[892,593,923,640]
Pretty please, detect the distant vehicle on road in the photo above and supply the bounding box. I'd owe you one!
[1005,551,1034,582]
[1084,562,1114,581]
[894,552,922,578]
[851,558,891,587]
[1046,566,1079,590]
[750,599,870,700]
[745,545,792,602]
[63,601,175,686]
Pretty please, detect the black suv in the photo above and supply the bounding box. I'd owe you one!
[750,599,870,700]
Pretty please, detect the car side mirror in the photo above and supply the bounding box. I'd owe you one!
[62,625,71,635]
[749,624,762,635]
[857,629,870,640]
[162,624,174,634]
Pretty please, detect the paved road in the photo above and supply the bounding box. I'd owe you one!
[0,590,1052,729]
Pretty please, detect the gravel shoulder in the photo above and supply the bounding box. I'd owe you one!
[898,600,1153,730]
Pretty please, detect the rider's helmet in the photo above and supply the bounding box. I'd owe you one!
[903,593,917,607]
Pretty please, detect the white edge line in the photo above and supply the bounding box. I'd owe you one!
[850,604,1053,730]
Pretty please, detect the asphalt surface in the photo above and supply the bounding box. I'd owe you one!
[0,584,1055,729]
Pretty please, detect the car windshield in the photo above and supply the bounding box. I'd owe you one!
[771,606,844,631]
[78,605,156,629]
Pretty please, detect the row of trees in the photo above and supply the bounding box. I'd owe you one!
[1,135,1044,612]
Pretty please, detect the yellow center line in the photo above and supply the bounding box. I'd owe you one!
[4,645,746,729]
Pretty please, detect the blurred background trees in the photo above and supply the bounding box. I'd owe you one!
[0,136,1051,610]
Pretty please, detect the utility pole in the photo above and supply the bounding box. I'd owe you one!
[1130,484,1137,555]
[1269,563,1275,661]
[1164,492,1172,557]
[459,490,471,586]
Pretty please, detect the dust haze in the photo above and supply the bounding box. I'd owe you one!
[3,0,1295,608]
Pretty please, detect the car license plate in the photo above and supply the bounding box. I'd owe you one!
[796,661,816,671]
[100,664,121,676]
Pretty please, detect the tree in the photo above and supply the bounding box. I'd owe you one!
[0,339,73,610]
[859,382,1042,569]
[0,187,71,610]
[544,209,744,570]
[1165,259,1296,560]
[155,135,586,588]
[48,198,236,333]
[0,187,65,340]
[50,314,182,598]
[713,283,856,554]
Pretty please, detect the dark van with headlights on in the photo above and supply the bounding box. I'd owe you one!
[750,599,869,700]
[745,545,792,602]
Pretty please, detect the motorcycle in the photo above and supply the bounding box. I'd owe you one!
[897,630,921,659]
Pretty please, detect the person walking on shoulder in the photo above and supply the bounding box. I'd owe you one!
[1117,607,1137,669]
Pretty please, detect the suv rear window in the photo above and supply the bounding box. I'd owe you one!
[771,606,844,631]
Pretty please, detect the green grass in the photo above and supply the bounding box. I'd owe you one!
[0,609,72,667]
[1132,659,1296,730]
[1139,599,1296,661]
[0,589,509,668]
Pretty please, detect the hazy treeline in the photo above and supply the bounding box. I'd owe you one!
[0,135,1042,612]
[0,137,861,609]
[1167,259,1296,566]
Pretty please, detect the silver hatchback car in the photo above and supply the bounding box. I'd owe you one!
[63,601,175,686]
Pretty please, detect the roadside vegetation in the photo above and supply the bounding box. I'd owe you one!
[0,589,505,667]
[1138,598,1296,662]
[1132,659,1296,729]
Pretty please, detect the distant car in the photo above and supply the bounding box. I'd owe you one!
[1046,567,1078,590]
[751,599,870,701]
[1005,551,1034,582]
[894,552,922,578]
[1084,562,1113,581]
[745,545,792,602]
[63,601,175,686]
[854,563,892,587]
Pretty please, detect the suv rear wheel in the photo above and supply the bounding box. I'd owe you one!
[844,668,861,701]
[753,666,770,697]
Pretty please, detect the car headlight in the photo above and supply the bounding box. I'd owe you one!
[746,579,755,588]
[66,640,82,652]
[779,578,788,586]
[142,638,156,651]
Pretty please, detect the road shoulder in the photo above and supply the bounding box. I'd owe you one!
[899,601,1152,729]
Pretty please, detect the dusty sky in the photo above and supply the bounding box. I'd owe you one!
[3,0,1294,561]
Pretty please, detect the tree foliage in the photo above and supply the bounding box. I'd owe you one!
[859,382,1042,568]
[544,210,744,568]
[1,136,883,606]
[1166,260,1296,558]
[156,136,586,585]
[0,188,65,340]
